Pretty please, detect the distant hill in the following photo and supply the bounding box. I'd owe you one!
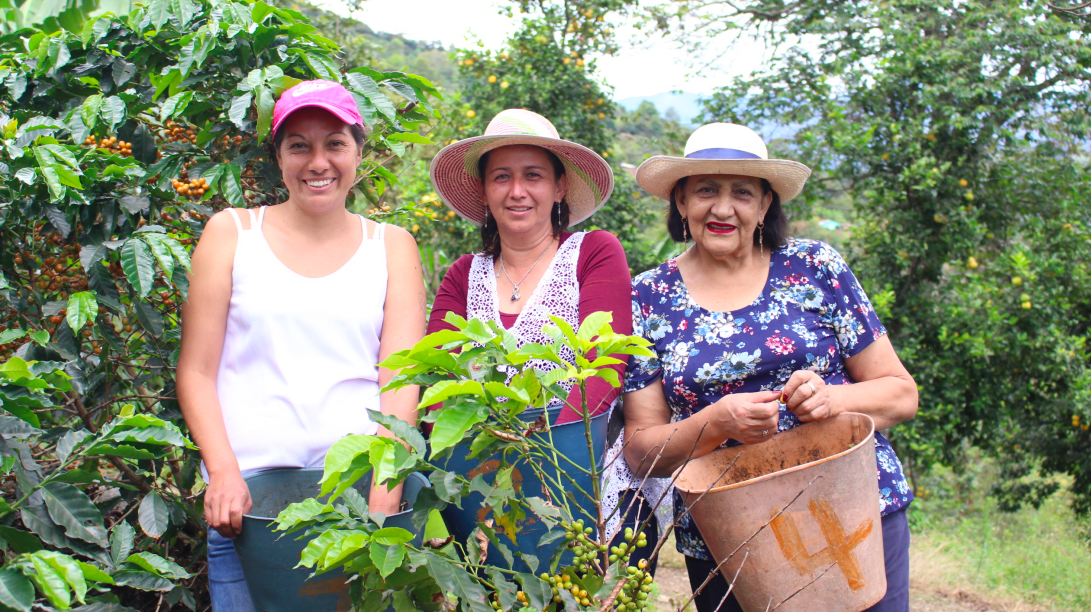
[617,92,804,141]
[618,92,705,126]
[275,0,458,87]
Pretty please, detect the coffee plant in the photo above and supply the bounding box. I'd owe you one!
[274,313,664,612]
[0,0,439,608]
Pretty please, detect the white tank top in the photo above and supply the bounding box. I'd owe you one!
[211,206,385,479]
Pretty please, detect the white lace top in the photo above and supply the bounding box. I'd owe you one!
[467,233,584,406]
[465,232,670,541]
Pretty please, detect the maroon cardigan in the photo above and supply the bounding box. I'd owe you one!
[427,230,632,423]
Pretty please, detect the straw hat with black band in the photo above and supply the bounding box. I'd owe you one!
[430,108,614,226]
[636,123,811,203]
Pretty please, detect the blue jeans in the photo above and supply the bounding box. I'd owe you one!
[208,530,258,612]
[684,507,911,612]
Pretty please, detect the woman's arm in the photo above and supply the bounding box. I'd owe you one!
[176,211,249,538]
[622,385,781,479]
[782,336,918,430]
[557,231,633,423]
[369,225,428,515]
[426,255,472,335]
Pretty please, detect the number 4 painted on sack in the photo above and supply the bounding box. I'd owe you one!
[769,497,874,590]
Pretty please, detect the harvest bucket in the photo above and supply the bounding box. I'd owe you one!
[234,468,429,612]
[441,407,609,573]
[674,413,884,612]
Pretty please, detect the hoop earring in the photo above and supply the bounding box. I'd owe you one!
[757,220,765,260]
[682,217,689,243]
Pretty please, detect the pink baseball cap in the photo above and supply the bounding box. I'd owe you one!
[271,79,364,137]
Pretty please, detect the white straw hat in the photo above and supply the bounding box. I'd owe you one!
[430,109,614,226]
[636,123,811,202]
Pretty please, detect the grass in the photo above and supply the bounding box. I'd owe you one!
[909,467,1090,611]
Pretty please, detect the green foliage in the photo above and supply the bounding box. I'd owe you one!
[274,313,659,612]
[684,0,1091,511]
[0,0,101,36]
[608,101,689,167]
[910,455,1090,610]
[0,0,438,606]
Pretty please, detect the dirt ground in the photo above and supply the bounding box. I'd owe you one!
[651,566,1014,612]
[646,535,1040,612]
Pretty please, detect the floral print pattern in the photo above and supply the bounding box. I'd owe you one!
[625,238,913,560]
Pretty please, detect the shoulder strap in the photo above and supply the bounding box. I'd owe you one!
[373,222,385,240]
[226,208,244,232]
[256,206,266,229]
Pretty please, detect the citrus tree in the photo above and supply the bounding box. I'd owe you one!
[396,0,664,278]
[654,0,1091,511]
[0,0,439,608]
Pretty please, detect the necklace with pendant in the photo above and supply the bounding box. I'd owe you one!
[499,242,552,302]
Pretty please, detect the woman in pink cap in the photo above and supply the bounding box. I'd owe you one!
[177,80,426,610]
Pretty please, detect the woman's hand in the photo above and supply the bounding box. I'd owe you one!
[710,390,781,445]
[782,370,835,422]
[204,468,252,539]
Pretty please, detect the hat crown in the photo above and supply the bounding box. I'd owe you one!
[683,123,768,161]
[272,79,363,137]
[286,79,340,98]
[484,109,560,139]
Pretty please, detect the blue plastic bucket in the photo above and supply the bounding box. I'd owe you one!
[440,409,608,573]
[234,469,429,612]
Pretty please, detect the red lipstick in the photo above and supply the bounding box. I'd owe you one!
[706,222,736,234]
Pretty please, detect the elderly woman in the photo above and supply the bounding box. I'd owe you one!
[622,123,918,612]
[177,80,426,610]
[427,108,631,423]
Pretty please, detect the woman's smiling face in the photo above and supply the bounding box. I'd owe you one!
[276,107,363,212]
[481,144,568,240]
[676,174,772,259]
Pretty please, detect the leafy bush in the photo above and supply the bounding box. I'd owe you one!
[274,313,662,612]
[0,0,438,607]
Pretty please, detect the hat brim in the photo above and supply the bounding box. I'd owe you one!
[430,134,614,226]
[271,102,363,137]
[636,156,812,203]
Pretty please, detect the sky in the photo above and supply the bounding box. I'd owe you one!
[312,0,772,100]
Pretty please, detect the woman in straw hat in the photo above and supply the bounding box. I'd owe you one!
[177,80,426,610]
[620,123,918,612]
[427,108,631,423]
[428,109,660,564]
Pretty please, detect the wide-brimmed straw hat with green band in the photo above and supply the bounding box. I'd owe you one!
[429,109,614,226]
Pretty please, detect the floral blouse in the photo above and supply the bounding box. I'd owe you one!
[625,238,913,560]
